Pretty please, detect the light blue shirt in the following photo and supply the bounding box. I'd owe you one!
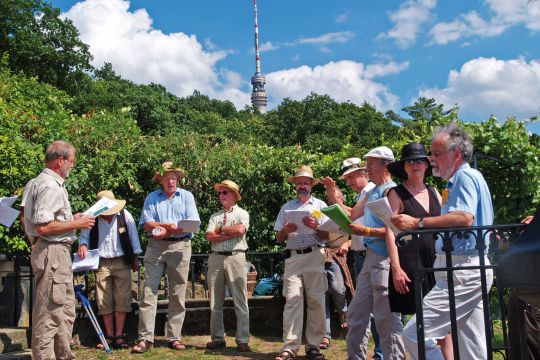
[140,187,200,238]
[436,163,494,255]
[363,180,396,256]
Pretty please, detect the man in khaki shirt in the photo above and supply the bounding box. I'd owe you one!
[205,180,250,352]
[25,141,95,360]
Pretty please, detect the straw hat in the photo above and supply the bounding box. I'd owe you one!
[214,180,242,201]
[387,143,431,180]
[287,165,320,185]
[96,190,126,216]
[152,161,185,182]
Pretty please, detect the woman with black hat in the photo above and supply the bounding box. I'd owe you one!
[386,143,452,359]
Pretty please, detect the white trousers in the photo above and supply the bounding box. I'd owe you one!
[403,255,493,360]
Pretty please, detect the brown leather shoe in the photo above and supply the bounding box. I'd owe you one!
[237,343,251,352]
[206,340,226,349]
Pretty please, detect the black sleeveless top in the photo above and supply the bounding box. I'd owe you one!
[388,184,441,315]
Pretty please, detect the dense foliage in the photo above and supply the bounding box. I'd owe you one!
[1,0,539,257]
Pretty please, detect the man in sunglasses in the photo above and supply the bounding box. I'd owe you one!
[392,123,494,360]
[205,180,250,352]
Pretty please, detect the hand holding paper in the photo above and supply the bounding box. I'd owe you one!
[72,249,100,272]
[285,210,314,235]
[84,197,118,217]
[365,197,401,236]
[0,196,20,227]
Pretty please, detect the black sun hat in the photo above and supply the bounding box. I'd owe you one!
[387,143,431,180]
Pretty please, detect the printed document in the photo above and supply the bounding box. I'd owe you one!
[365,197,401,236]
[72,249,100,272]
[285,210,314,235]
[0,196,20,227]
[84,197,118,217]
[178,219,201,233]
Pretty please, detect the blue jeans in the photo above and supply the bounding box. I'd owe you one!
[324,258,347,338]
[354,251,383,360]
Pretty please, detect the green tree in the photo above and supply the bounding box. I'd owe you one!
[0,0,94,93]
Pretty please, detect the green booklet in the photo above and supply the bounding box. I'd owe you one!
[321,204,353,235]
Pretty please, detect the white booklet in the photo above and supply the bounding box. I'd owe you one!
[177,219,201,233]
[72,249,100,272]
[0,196,20,227]
[84,197,118,217]
[285,210,314,235]
[365,197,401,236]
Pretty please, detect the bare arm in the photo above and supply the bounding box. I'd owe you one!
[385,189,410,294]
[350,196,367,221]
[392,211,474,230]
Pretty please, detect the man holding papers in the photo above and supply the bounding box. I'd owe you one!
[345,146,406,360]
[392,124,494,360]
[205,180,250,352]
[77,190,142,349]
[274,165,329,360]
[24,141,95,360]
[133,161,200,353]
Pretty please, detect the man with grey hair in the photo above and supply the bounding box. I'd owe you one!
[392,123,494,360]
[24,141,96,360]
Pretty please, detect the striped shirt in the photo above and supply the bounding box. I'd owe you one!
[274,196,328,250]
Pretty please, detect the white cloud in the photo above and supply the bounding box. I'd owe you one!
[266,60,409,111]
[298,31,356,45]
[62,0,248,108]
[378,0,437,48]
[259,41,279,52]
[429,0,540,45]
[419,57,540,120]
[335,13,350,24]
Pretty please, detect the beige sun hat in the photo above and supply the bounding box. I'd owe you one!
[214,180,242,201]
[152,161,186,182]
[339,157,366,179]
[96,190,126,216]
[287,165,320,185]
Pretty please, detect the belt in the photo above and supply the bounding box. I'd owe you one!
[211,250,246,256]
[162,234,191,241]
[283,245,319,259]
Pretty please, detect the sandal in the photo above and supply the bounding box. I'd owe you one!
[319,337,331,350]
[206,339,226,349]
[114,335,130,350]
[96,336,113,350]
[275,349,295,360]
[168,340,186,350]
[339,312,348,329]
[306,347,326,360]
[132,339,153,354]
[236,343,251,352]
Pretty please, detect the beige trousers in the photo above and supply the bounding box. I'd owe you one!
[31,239,76,360]
[281,247,327,355]
[208,252,250,344]
[137,239,191,343]
[95,257,132,315]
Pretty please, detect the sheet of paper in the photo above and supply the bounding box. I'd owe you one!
[285,210,314,235]
[84,197,118,217]
[72,249,100,272]
[0,205,20,227]
[317,219,347,235]
[350,216,367,251]
[0,196,18,208]
[178,219,201,233]
[365,197,401,236]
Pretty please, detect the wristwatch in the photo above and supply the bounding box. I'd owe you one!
[418,217,425,229]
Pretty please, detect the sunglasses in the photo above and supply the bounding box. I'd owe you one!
[217,190,229,196]
[405,158,427,165]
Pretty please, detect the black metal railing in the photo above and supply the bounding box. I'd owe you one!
[396,223,526,360]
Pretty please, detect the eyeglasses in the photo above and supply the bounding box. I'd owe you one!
[428,148,454,158]
[405,158,427,165]
[217,190,229,196]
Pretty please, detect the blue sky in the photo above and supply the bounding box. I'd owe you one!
[51,0,540,130]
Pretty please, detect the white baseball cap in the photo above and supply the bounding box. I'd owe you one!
[364,146,395,161]
[340,157,366,179]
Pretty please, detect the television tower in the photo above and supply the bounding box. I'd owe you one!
[250,0,268,113]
